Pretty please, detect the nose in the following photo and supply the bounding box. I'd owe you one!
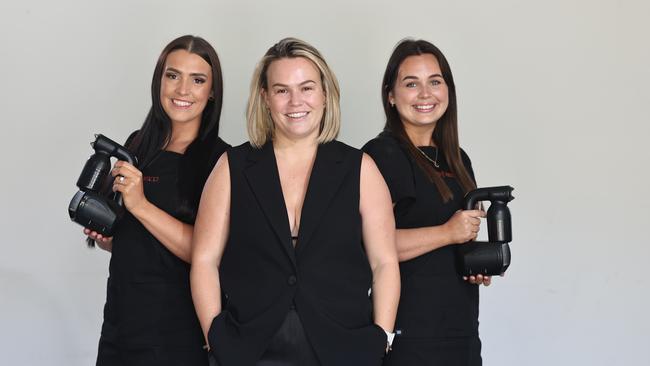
[418,84,433,98]
[176,77,191,96]
[289,90,303,106]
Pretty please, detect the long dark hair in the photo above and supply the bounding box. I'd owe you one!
[128,35,224,222]
[382,39,475,202]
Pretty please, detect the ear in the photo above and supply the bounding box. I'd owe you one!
[388,91,395,107]
[261,88,270,108]
[209,91,215,101]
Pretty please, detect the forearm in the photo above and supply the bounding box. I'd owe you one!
[395,224,453,262]
[371,261,400,332]
[190,257,222,344]
[95,239,113,252]
[130,200,194,262]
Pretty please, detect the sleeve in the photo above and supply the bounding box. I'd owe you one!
[460,147,477,185]
[362,137,416,204]
[124,130,139,147]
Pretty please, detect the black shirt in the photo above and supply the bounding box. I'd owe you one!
[363,132,479,339]
[101,137,228,348]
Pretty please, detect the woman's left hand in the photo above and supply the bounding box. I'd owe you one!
[111,160,147,212]
[463,274,491,286]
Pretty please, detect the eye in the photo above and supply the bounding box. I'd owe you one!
[275,88,288,94]
[165,72,178,80]
[431,79,442,86]
[302,86,314,92]
[405,82,417,88]
[193,78,206,84]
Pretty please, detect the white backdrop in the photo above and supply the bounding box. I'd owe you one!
[1,0,648,365]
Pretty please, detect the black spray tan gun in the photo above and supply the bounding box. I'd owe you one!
[457,186,514,276]
[68,134,137,244]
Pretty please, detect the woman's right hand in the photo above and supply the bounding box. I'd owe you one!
[444,209,486,244]
[84,228,113,252]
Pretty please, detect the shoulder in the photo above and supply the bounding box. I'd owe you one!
[361,131,403,158]
[459,147,473,168]
[125,130,140,147]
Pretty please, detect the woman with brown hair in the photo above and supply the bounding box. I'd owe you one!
[85,35,229,366]
[363,39,489,365]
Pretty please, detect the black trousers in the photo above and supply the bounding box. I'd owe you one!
[96,338,208,366]
[210,309,321,366]
[383,336,482,366]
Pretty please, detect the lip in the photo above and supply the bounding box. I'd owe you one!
[285,111,309,120]
[171,98,194,109]
[412,103,436,113]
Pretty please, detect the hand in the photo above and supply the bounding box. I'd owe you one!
[444,209,486,244]
[463,274,492,286]
[111,160,147,212]
[83,227,113,251]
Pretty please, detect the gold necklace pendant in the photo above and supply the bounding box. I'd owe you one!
[416,146,439,168]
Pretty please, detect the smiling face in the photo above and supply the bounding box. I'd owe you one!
[389,54,449,135]
[160,49,213,128]
[262,57,326,143]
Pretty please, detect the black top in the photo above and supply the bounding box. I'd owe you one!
[101,137,229,348]
[363,132,479,339]
[208,141,386,366]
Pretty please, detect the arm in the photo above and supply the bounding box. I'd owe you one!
[111,161,195,262]
[190,153,231,344]
[394,208,485,262]
[359,154,400,333]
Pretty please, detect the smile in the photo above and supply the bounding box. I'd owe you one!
[413,104,435,112]
[172,99,193,108]
[286,112,309,119]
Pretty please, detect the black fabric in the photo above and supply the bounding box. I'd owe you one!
[208,141,386,366]
[97,137,228,365]
[256,309,321,366]
[383,336,482,366]
[96,338,209,366]
[363,132,481,363]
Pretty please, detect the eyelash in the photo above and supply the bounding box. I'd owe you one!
[405,80,442,88]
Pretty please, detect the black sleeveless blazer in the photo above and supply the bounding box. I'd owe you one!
[207,141,387,366]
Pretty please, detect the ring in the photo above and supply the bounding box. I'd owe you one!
[119,176,125,183]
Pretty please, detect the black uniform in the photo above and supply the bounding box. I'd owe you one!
[208,141,387,366]
[96,138,229,366]
[363,132,481,366]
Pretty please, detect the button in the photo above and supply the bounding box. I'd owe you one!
[287,275,297,286]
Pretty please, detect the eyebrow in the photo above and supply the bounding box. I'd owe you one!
[401,74,443,81]
[165,67,209,78]
[271,80,317,88]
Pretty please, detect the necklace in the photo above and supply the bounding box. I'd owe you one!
[416,146,439,168]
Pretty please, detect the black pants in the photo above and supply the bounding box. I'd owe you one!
[383,336,481,366]
[256,308,321,366]
[209,309,321,366]
[96,338,208,366]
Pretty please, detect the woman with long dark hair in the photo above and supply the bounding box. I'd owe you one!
[363,39,489,365]
[84,35,229,366]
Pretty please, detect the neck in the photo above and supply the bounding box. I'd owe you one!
[273,134,319,160]
[403,123,436,147]
[168,119,200,153]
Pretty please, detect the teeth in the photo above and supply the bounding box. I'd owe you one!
[173,99,192,107]
[287,112,308,118]
[414,104,434,110]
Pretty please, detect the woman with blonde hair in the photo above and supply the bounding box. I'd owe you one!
[191,38,400,366]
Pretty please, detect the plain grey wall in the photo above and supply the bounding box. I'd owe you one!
[1,0,648,364]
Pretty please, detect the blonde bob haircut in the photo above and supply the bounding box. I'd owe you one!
[247,38,341,147]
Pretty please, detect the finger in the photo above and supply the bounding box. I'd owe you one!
[83,228,90,235]
[483,276,492,286]
[475,274,483,283]
[463,276,468,280]
[466,210,486,218]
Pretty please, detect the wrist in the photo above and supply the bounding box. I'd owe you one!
[129,198,151,218]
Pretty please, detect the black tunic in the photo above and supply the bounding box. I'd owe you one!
[97,137,229,366]
[363,132,481,366]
